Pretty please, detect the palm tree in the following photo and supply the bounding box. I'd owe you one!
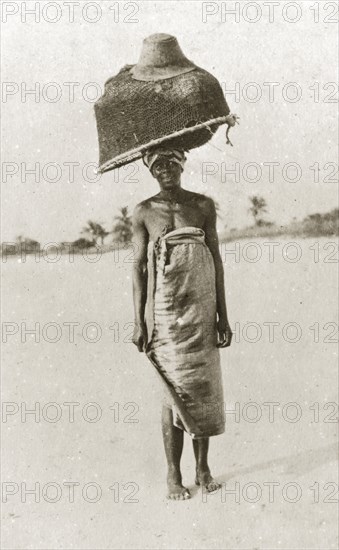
[81,221,109,245]
[81,221,96,244]
[96,224,109,245]
[15,235,40,252]
[248,196,268,226]
[112,207,133,243]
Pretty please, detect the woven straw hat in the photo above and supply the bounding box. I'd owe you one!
[94,35,231,174]
[130,33,196,81]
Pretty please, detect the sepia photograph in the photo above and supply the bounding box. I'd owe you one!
[1,1,338,548]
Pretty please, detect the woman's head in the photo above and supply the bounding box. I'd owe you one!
[143,148,187,191]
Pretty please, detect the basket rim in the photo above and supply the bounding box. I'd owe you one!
[97,116,229,174]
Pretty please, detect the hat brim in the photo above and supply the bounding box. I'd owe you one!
[130,63,196,82]
[97,116,229,174]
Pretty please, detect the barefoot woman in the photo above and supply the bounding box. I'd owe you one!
[132,147,232,500]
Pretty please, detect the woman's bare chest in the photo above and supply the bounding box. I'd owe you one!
[145,201,205,240]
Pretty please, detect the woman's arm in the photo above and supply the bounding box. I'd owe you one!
[204,198,232,348]
[131,204,149,351]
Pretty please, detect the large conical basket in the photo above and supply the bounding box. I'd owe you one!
[94,65,230,174]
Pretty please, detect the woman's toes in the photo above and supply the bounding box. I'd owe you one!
[167,486,191,500]
[206,480,221,492]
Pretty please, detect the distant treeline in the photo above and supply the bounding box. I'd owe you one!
[1,202,338,258]
[220,208,339,242]
[1,207,133,257]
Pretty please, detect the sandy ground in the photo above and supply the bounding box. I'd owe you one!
[1,237,338,550]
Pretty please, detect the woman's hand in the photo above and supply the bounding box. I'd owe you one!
[217,318,233,348]
[132,321,148,352]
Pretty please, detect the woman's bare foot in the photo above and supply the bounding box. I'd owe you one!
[167,468,191,500]
[195,467,221,492]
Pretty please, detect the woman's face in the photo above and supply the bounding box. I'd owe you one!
[151,158,182,191]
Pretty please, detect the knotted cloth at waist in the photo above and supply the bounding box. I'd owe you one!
[145,226,207,345]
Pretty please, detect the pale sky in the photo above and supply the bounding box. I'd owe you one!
[1,0,338,244]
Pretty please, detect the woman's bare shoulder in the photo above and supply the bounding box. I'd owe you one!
[133,196,159,218]
[184,190,215,208]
